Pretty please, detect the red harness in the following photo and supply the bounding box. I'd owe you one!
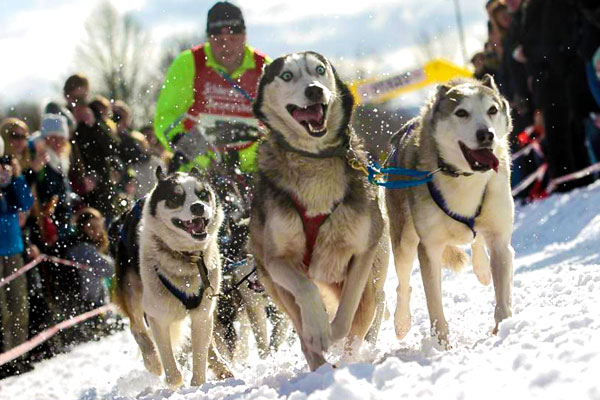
[290,196,332,270]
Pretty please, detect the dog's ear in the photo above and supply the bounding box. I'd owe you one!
[155,165,166,181]
[480,74,498,91]
[436,83,451,98]
[189,167,202,179]
[253,56,286,123]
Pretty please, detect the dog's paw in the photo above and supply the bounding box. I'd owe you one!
[143,351,163,376]
[394,309,412,340]
[165,370,184,390]
[302,307,331,354]
[330,318,350,343]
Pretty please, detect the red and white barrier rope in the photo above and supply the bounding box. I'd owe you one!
[546,161,600,194]
[0,304,114,366]
[512,163,548,197]
[512,160,600,198]
[0,255,44,289]
[0,255,89,289]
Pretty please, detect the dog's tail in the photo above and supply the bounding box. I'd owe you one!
[442,245,469,272]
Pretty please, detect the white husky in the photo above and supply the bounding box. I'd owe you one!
[113,167,231,388]
[385,75,515,346]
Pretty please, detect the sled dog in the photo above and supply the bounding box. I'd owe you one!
[386,75,515,346]
[112,167,232,388]
[249,51,389,371]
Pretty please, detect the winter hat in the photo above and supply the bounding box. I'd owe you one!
[206,2,245,35]
[40,114,69,140]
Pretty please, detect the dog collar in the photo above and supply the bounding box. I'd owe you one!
[155,236,203,265]
[271,131,348,159]
[427,180,485,237]
[437,155,474,178]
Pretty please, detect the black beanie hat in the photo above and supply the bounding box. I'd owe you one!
[206,2,246,35]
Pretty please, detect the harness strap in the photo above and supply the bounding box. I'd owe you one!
[218,70,255,103]
[155,266,204,310]
[290,196,332,269]
[427,180,485,237]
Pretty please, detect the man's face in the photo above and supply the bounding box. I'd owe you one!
[66,85,89,104]
[209,31,246,70]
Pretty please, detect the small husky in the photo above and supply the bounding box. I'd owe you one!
[249,51,389,371]
[385,75,514,346]
[112,167,232,388]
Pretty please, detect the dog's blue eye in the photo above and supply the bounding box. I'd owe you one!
[280,71,293,81]
[316,65,326,75]
[196,190,210,201]
[455,109,469,118]
[488,106,498,115]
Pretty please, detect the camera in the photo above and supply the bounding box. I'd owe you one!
[0,155,13,166]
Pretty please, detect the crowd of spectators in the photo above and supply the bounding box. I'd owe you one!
[473,0,600,199]
[0,74,171,377]
[2,0,600,378]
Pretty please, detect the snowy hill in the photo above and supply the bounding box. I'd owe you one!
[1,182,600,400]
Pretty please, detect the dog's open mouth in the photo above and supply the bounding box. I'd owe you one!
[172,217,208,239]
[459,141,499,172]
[286,104,328,137]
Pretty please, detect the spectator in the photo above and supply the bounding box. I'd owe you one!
[0,143,34,354]
[75,96,122,220]
[112,103,164,198]
[33,114,75,247]
[0,118,49,187]
[521,0,595,191]
[140,125,168,161]
[44,74,94,133]
[66,208,114,310]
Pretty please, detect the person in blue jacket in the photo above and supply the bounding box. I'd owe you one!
[0,135,34,352]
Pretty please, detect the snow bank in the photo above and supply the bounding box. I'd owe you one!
[2,182,600,400]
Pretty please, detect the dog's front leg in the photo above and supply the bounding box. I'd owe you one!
[190,300,214,387]
[487,235,514,333]
[266,257,331,355]
[330,246,377,342]
[147,316,183,389]
[417,241,450,347]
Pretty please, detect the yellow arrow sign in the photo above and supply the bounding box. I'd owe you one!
[349,58,473,105]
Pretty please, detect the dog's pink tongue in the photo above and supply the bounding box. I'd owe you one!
[292,104,323,123]
[184,219,205,234]
[471,149,500,172]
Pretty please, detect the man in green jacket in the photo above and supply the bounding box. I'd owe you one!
[154,1,269,173]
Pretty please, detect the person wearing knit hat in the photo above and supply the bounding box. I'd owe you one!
[34,113,74,245]
[154,2,270,170]
[41,113,69,140]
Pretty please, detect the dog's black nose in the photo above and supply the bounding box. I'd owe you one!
[190,203,205,216]
[476,128,495,146]
[305,85,324,103]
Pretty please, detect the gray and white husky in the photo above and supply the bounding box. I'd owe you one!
[112,167,231,388]
[385,75,515,346]
[249,51,389,371]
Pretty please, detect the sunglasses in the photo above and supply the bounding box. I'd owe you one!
[9,133,28,141]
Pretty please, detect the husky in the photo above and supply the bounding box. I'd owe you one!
[249,51,389,371]
[385,75,514,346]
[112,167,232,388]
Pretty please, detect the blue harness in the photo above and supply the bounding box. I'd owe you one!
[370,123,485,236]
[427,181,484,237]
[155,266,204,310]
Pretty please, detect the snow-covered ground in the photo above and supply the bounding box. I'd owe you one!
[2,182,600,400]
